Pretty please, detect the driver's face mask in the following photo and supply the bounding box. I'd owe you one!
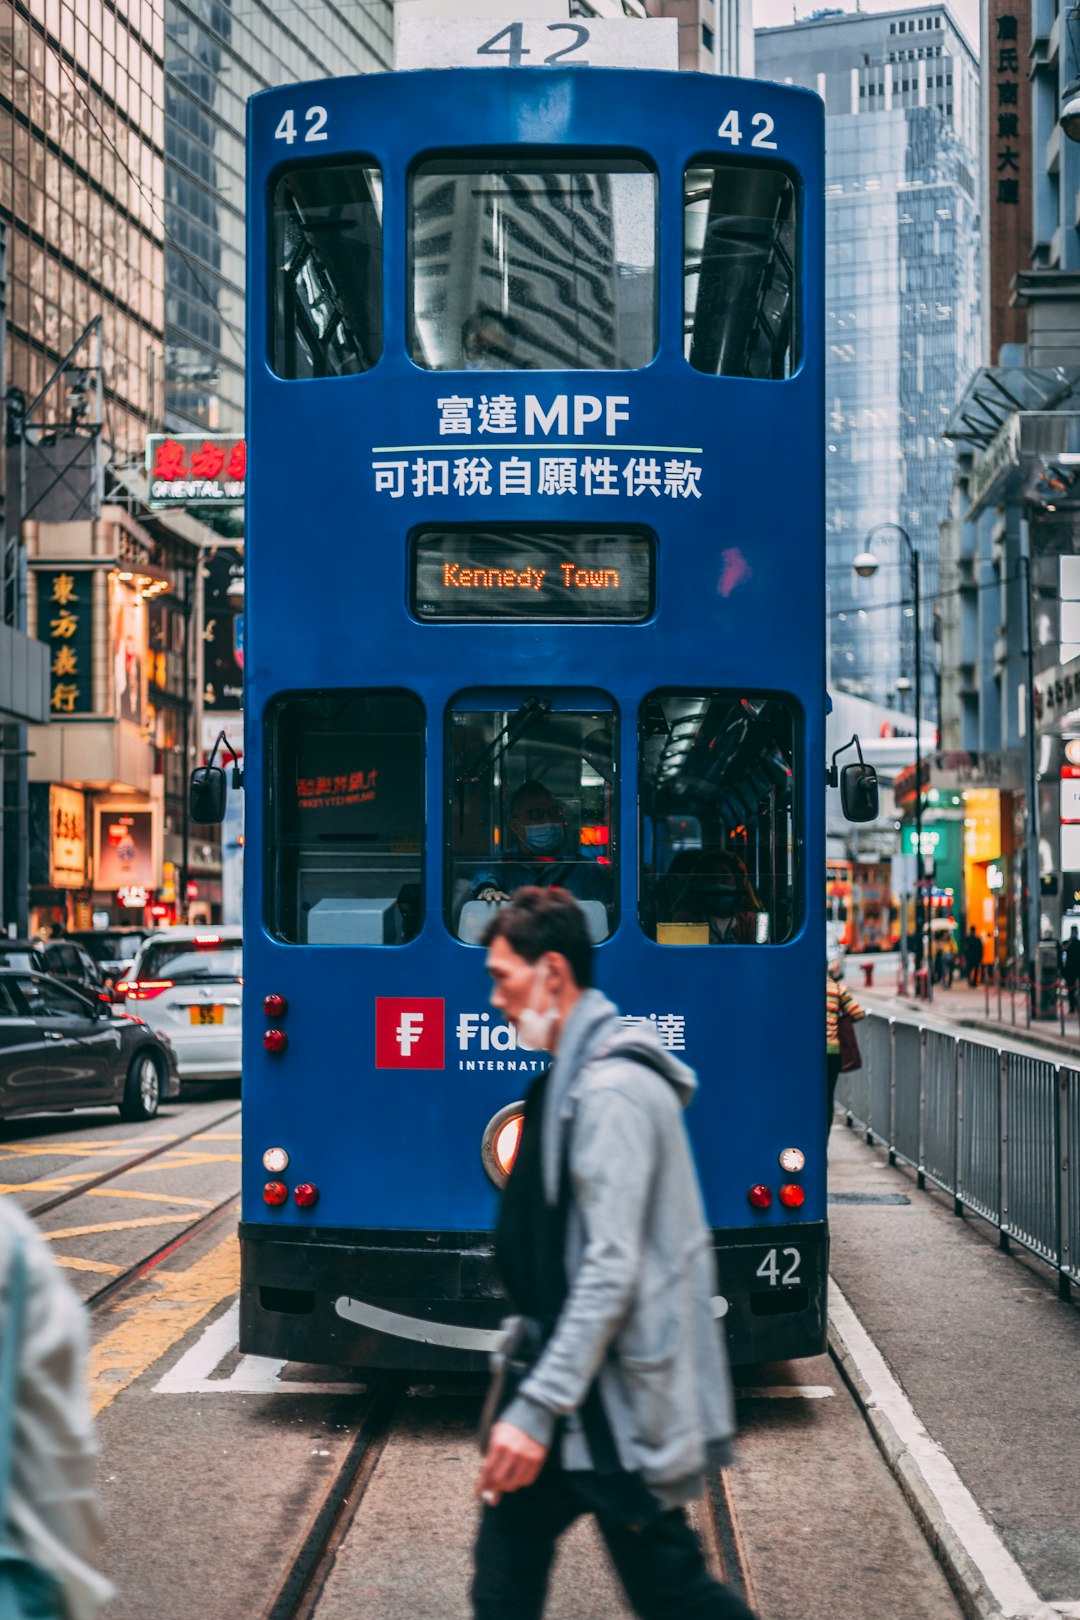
[522,822,564,855]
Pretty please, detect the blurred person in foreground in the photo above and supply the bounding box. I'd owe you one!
[0,1198,112,1620]
[826,956,865,1133]
[472,887,756,1620]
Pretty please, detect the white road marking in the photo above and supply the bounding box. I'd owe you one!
[830,1280,1067,1620]
[153,1304,366,1397]
[737,1385,834,1400]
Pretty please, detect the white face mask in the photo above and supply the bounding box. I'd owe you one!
[517,963,557,1052]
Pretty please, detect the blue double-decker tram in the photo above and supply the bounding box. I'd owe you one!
[238,50,826,1369]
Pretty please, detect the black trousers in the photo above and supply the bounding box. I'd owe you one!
[472,1452,757,1620]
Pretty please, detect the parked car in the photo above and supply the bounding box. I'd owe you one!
[0,941,47,974]
[66,927,150,992]
[35,939,111,1004]
[0,971,180,1123]
[118,928,242,1081]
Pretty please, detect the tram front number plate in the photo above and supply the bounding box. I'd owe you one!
[190,1006,224,1025]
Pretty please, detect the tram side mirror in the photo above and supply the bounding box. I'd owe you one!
[840,762,879,823]
[190,764,227,825]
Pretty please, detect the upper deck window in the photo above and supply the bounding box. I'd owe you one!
[410,157,656,371]
[271,162,383,378]
[684,162,798,379]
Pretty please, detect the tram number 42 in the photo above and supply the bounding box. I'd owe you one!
[275,105,328,145]
[717,110,778,150]
[755,1247,802,1287]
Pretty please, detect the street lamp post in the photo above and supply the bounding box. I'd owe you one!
[852,523,929,996]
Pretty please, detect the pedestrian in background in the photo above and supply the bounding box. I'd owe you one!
[827,957,864,1132]
[473,887,756,1620]
[964,925,983,988]
[1064,927,1080,1013]
[0,1198,112,1620]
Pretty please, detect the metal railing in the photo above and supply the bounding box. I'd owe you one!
[836,1013,1080,1298]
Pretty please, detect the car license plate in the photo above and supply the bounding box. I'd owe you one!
[190,1006,224,1025]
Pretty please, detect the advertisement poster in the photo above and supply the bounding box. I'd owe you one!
[202,547,244,712]
[94,806,155,890]
[111,581,147,726]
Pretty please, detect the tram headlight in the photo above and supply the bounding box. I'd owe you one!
[481,1102,526,1189]
[778,1147,805,1173]
[262,1147,289,1173]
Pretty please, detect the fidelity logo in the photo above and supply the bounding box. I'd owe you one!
[374,998,445,1069]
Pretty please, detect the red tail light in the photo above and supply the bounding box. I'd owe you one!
[262,993,288,1019]
[293,1183,319,1209]
[263,1028,288,1054]
[125,980,174,1001]
[779,1183,805,1210]
[263,1181,288,1207]
[747,1184,773,1210]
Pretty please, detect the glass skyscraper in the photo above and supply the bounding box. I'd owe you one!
[756,6,980,709]
[164,0,392,433]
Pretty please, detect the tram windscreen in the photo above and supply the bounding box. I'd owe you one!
[639,693,799,944]
[266,691,424,944]
[271,163,383,378]
[410,157,656,371]
[447,697,616,943]
[684,162,797,379]
[412,529,654,622]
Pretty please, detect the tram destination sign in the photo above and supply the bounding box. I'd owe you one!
[412,529,653,622]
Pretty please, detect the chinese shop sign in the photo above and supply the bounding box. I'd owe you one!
[36,570,93,715]
[986,3,1030,352]
[146,435,246,505]
[49,785,87,889]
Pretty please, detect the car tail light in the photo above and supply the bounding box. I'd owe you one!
[747,1184,773,1210]
[779,1183,805,1210]
[263,1028,288,1054]
[125,980,174,1001]
[294,1183,319,1209]
[194,934,221,946]
[263,993,288,1019]
[263,1181,288,1207]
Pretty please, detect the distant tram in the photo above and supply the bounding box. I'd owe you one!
[234,47,829,1368]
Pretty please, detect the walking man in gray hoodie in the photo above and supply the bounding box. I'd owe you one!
[473,886,756,1620]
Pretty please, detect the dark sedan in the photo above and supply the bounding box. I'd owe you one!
[0,971,180,1125]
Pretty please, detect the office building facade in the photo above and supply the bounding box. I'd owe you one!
[164,0,393,434]
[756,7,979,711]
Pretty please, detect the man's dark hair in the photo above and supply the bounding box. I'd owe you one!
[481,886,594,989]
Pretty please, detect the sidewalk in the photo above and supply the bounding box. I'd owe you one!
[858,977,1080,1062]
[827,1118,1080,1617]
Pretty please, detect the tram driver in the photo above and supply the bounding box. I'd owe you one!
[471,780,611,912]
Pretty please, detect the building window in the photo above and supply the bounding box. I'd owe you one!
[702,22,714,52]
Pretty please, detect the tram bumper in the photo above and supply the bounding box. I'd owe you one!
[240,1220,828,1371]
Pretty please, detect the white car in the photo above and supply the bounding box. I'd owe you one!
[119,927,242,1081]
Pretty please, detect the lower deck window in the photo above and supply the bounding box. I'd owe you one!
[640,693,799,944]
[447,694,617,943]
[267,691,424,944]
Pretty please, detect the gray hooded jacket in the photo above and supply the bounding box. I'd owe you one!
[501,989,736,1508]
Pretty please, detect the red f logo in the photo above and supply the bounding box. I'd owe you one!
[375,998,445,1069]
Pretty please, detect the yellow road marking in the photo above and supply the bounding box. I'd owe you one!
[200,1133,242,1140]
[0,1137,176,1155]
[54,1255,125,1275]
[136,1152,241,1170]
[89,1232,239,1416]
[84,1188,214,1208]
[0,1175,98,1195]
[43,1214,195,1241]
